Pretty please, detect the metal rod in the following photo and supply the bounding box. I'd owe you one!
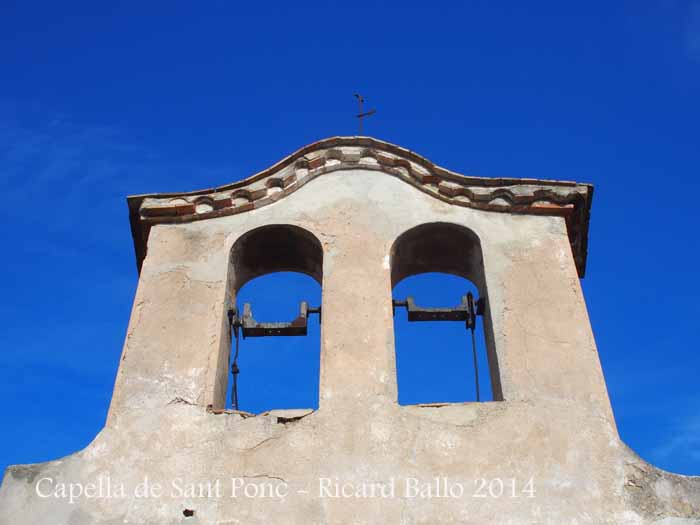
[470,325,480,402]
[354,93,376,135]
[230,309,241,411]
[467,292,480,402]
[356,94,363,135]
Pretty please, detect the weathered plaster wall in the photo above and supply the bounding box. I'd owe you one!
[1,169,698,524]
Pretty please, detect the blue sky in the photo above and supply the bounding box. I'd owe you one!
[1,1,699,477]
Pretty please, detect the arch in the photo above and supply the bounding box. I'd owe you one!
[391,222,485,292]
[230,224,323,292]
[218,224,324,412]
[390,222,503,402]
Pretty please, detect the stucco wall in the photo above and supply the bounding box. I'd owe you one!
[1,169,698,524]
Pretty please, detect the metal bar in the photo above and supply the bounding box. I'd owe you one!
[229,301,322,338]
[393,295,471,322]
[470,323,480,402]
[467,292,480,401]
[230,311,241,410]
[393,292,484,401]
[392,295,484,323]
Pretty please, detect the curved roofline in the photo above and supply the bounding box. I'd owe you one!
[128,136,593,276]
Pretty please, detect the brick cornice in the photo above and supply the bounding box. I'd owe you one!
[128,136,593,276]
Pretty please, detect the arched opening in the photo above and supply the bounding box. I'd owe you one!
[230,224,323,290]
[391,222,502,404]
[226,225,323,413]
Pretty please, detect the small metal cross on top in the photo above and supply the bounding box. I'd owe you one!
[354,93,376,135]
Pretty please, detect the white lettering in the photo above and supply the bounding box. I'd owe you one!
[35,477,53,498]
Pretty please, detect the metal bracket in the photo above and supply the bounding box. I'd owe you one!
[393,292,486,401]
[392,293,484,329]
[229,302,321,338]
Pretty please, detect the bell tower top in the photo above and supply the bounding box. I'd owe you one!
[127,136,593,276]
[4,136,694,525]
